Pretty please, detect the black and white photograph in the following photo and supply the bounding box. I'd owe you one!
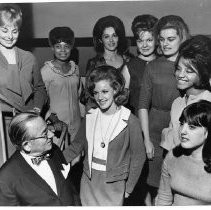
[0,0,211,206]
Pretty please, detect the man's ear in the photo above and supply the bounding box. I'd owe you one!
[22,141,32,153]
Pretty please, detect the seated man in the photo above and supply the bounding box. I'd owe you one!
[0,112,80,206]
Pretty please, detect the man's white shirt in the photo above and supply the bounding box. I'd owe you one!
[20,152,57,195]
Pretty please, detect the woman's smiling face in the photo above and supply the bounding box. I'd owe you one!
[0,21,19,48]
[101,27,119,52]
[52,42,72,62]
[175,57,200,95]
[136,31,156,57]
[93,79,117,112]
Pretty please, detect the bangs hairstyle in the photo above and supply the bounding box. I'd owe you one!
[179,100,211,173]
[131,14,158,40]
[86,65,128,106]
[8,112,39,151]
[0,3,22,29]
[156,15,190,42]
[48,26,75,47]
[176,35,211,91]
[93,15,128,55]
[179,100,211,127]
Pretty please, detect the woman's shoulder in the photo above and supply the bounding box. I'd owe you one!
[172,96,184,106]
[40,61,53,73]
[88,54,104,63]
[69,60,79,76]
[147,56,170,67]
[16,47,35,60]
[164,149,178,166]
[127,56,146,66]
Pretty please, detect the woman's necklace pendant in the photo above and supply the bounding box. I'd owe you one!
[101,142,105,148]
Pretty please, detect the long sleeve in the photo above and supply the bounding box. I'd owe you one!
[138,64,152,110]
[40,64,51,94]
[155,155,173,206]
[62,118,86,163]
[161,97,183,151]
[0,181,19,206]
[161,106,175,151]
[125,115,146,194]
[31,55,48,110]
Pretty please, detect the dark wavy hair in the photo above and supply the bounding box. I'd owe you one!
[8,112,40,151]
[175,35,211,91]
[156,15,190,43]
[93,15,128,55]
[173,100,211,173]
[86,65,128,106]
[131,14,158,40]
[48,26,75,47]
[0,3,22,29]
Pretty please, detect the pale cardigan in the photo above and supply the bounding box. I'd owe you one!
[161,90,211,151]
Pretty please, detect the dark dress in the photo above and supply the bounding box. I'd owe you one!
[86,53,130,76]
[126,57,147,115]
[138,56,180,188]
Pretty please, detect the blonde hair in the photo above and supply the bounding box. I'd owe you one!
[0,4,22,29]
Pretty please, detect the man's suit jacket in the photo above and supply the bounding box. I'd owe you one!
[0,144,80,206]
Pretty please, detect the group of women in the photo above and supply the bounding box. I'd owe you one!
[0,3,211,206]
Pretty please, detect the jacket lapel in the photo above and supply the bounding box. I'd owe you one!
[86,108,99,176]
[109,106,131,143]
[16,152,58,197]
[47,157,65,197]
[16,47,32,103]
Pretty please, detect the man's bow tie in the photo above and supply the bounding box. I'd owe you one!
[31,153,51,165]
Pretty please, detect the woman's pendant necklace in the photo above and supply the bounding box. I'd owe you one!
[100,112,116,148]
[101,142,105,148]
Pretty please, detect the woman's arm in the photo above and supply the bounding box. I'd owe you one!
[155,156,173,205]
[161,99,180,151]
[138,64,154,159]
[62,118,86,163]
[138,108,154,159]
[125,116,146,195]
[121,65,130,89]
[31,55,48,112]
[40,65,51,94]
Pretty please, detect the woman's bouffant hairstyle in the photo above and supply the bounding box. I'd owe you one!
[156,15,190,42]
[0,3,22,29]
[48,26,75,47]
[86,65,128,106]
[8,112,40,151]
[93,15,128,55]
[175,35,211,91]
[131,14,158,40]
[173,100,211,173]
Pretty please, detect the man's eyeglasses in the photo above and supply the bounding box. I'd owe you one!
[30,131,48,141]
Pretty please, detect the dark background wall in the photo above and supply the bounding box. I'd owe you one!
[16,0,211,76]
